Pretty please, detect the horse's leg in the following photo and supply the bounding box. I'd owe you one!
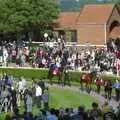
[48,70,53,85]
[85,83,88,92]
[49,74,53,85]
[89,77,92,92]
[58,72,62,85]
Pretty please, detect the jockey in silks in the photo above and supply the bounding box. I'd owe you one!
[80,73,89,91]
[95,76,104,94]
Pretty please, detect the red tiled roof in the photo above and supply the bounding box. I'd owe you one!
[77,4,114,24]
[58,12,80,28]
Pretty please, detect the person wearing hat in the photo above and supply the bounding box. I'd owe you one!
[101,101,111,115]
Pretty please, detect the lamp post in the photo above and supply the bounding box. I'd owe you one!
[44,33,48,42]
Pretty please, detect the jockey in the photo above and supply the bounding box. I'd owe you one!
[52,63,59,76]
[81,73,89,83]
[80,73,89,91]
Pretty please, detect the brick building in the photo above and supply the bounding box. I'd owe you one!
[55,4,120,47]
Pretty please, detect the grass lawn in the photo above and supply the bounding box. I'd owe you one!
[0,86,98,120]
[49,87,98,109]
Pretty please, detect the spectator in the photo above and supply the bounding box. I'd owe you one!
[115,103,120,119]
[101,101,111,115]
[63,108,72,120]
[25,91,32,113]
[103,106,116,120]
[35,84,42,108]
[71,106,88,120]
[42,89,49,110]
[89,102,101,120]
[47,108,58,120]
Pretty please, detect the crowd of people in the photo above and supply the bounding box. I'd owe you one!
[0,74,49,116]
[3,101,120,120]
[0,73,120,120]
[0,38,120,76]
[0,38,120,120]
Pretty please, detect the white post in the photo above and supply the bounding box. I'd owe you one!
[104,24,107,45]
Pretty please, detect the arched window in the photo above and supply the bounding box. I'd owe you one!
[109,21,120,33]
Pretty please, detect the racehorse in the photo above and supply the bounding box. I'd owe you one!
[80,71,97,92]
[48,64,64,85]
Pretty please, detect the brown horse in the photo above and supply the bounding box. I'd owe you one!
[80,71,97,92]
[48,66,64,85]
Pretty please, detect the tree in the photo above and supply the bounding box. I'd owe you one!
[0,0,59,40]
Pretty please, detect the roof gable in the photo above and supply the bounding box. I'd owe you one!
[77,4,115,25]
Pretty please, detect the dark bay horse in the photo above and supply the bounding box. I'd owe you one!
[48,65,64,85]
[80,71,97,92]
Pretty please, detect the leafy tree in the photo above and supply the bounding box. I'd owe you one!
[0,0,59,39]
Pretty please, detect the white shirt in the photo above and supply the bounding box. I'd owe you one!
[36,85,42,97]
[42,58,46,65]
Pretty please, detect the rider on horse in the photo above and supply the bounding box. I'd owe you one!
[48,61,63,85]
[80,73,89,91]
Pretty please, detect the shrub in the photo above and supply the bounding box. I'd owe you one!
[0,68,119,83]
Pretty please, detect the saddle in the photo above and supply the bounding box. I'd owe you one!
[81,74,89,83]
[52,68,59,75]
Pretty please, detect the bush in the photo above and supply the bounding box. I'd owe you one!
[0,68,48,79]
[0,68,119,83]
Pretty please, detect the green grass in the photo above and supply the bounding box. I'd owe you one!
[49,87,97,109]
[0,87,97,120]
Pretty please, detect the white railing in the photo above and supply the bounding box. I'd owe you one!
[25,41,106,47]
[26,41,77,47]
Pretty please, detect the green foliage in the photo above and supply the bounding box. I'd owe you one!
[0,68,119,83]
[0,0,59,34]
[0,68,48,79]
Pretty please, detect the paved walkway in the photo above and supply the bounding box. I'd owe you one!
[47,83,119,110]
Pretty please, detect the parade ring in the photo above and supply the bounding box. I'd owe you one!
[0,67,119,119]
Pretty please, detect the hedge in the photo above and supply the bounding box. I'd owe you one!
[0,68,120,83]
